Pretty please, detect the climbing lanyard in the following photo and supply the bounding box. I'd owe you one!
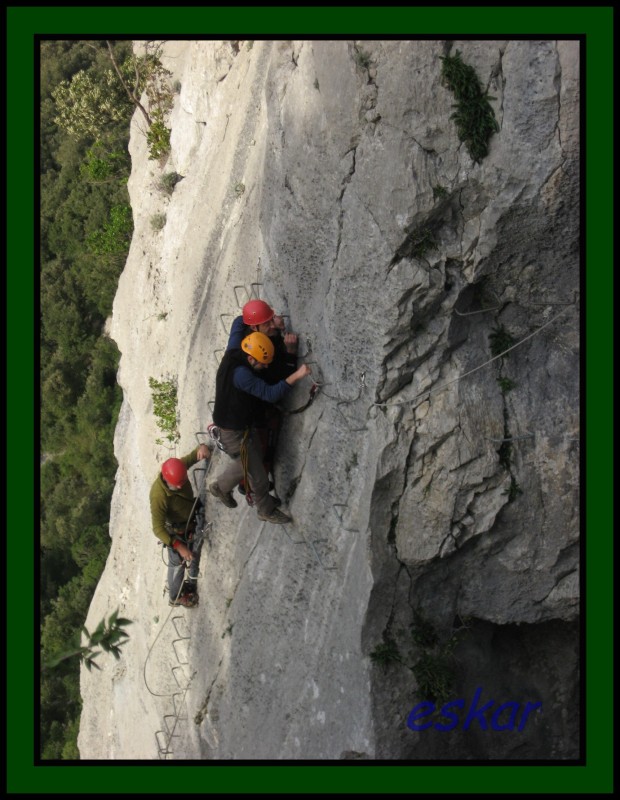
[285,382,320,415]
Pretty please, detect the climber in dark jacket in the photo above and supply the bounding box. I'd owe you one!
[226,299,299,499]
[227,298,299,384]
[209,331,311,524]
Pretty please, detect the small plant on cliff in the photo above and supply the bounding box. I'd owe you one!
[157,171,183,196]
[150,213,167,232]
[354,48,372,70]
[504,476,523,503]
[370,637,402,668]
[497,376,517,394]
[412,647,457,706]
[489,325,516,359]
[440,49,500,163]
[410,610,439,648]
[146,111,171,161]
[149,376,180,445]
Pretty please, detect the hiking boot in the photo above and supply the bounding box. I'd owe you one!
[169,591,199,608]
[257,507,292,525]
[183,580,198,600]
[209,481,238,508]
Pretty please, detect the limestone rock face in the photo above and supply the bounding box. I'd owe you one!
[78,40,580,761]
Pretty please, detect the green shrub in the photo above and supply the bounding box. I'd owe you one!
[405,226,437,259]
[370,638,402,667]
[86,203,133,255]
[497,376,517,393]
[489,325,516,358]
[412,649,456,706]
[149,376,180,445]
[146,112,171,160]
[410,610,439,648]
[150,213,166,232]
[505,476,523,503]
[440,50,499,163]
[80,140,129,183]
[354,49,371,70]
[157,171,183,195]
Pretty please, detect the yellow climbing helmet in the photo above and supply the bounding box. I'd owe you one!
[241,332,274,364]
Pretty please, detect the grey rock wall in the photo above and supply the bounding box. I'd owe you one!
[78,39,580,760]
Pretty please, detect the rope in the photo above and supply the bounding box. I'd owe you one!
[371,304,574,411]
[316,371,367,404]
[239,428,252,503]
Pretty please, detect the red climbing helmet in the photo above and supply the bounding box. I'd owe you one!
[162,458,188,489]
[242,299,275,326]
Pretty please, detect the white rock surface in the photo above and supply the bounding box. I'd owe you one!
[79,40,580,760]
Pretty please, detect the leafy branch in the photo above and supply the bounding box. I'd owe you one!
[43,609,132,672]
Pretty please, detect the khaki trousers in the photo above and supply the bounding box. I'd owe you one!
[215,428,277,515]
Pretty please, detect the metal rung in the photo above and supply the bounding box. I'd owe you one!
[172,638,190,665]
[156,730,174,756]
[163,714,184,735]
[214,348,224,365]
[307,538,338,570]
[220,313,235,334]
[172,692,187,717]
[454,305,501,316]
[279,525,305,546]
[333,503,360,533]
[526,290,578,307]
[234,285,251,308]
[335,403,368,433]
[171,666,191,689]
[171,616,190,639]
[280,523,338,571]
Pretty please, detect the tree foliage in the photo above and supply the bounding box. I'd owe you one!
[40,40,133,760]
[52,67,134,140]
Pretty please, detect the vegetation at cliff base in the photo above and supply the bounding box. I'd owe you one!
[40,40,134,760]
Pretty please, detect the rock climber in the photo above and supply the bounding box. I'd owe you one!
[149,444,211,607]
[226,299,300,502]
[209,331,311,524]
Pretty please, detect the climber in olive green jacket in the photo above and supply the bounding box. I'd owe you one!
[149,444,211,607]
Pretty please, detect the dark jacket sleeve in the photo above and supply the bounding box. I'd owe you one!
[226,316,247,351]
[233,365,292,404]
